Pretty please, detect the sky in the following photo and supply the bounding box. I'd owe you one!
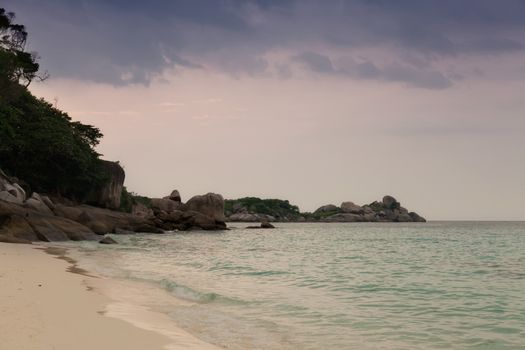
[3,0,525,220]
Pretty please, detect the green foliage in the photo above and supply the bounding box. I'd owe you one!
[119,187,151,213]
[225,197,302,220]
[0,7,105,200]
[0,8,46,89]
[310,209,341,220]
[367,201,384,212]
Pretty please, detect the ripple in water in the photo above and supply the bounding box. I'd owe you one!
[65,222,525,350]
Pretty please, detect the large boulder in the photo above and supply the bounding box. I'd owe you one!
[409,212,426,222]
[0,212,38,242]
[24,193,54,215]
[131,203,154,219]
[167,190,181,202]
[26,213,99,241]
[382,195,400,210]
[86,160,125,210]
[53,204,156,234]
[150,198,182,213]
[0,200,98,242]
[313,204,339,214]
[340,201,364,214]
[0,170,26,204]
[187,210,226,230]
[185,193,226,223]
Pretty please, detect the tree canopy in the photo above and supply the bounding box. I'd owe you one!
[0,8,106,199]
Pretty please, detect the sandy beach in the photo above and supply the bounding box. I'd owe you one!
[0,243,221,350]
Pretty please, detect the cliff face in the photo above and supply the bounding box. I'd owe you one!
[87,160,125,210]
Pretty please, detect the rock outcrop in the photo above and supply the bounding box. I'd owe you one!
[185,193,225,222]
[54,204,161,234]
[166,190,181,202]
[0,170,26,205]
[340,201,364,214]
[229,213,276,222]
[0,201,100,243]
[87,160,125,210]
[320,195,425,222]
[150,192,227,231]
[313,204,339,214]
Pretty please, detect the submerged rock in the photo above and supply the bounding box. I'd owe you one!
[246,220,275,229]
[99,236,118,244]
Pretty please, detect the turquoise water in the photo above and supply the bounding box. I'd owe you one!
[66,222,525,349]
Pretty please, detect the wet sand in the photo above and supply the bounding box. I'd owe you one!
[0,243,221,350]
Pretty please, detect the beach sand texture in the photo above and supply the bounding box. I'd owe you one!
[0,243,220,350]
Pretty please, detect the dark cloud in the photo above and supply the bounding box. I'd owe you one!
[4,0,525,87]
[294,52,452,89]
[292,52,336,74]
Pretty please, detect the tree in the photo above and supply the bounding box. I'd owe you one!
[0,8,47,88]
[0,7,106,200]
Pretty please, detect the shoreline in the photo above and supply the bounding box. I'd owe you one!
[0,242,221,350]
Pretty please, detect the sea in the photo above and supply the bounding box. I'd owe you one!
[58,222,525,349]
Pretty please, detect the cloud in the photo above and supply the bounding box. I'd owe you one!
[292,52,336,74]
[4,0,525,87]
[293,51,452,89]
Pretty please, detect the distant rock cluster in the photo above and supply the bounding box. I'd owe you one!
[225,195,425,223]
[144,191,227,231]
[312,195,425,222]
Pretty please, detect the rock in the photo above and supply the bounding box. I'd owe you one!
[132,224,164,233]
[261,220,275,228]
[114,228,135,235]
[181,210,227,230]
[0,171,26,204]
[323,213,366,222]
[246,220,275,229]
[0,191,23,204]
[185,193,226,223]
[228,213,275,222]
[25,212,99,241]
[0,202,97,241]
[340,201,364,214]
[131,203,154,219]
[24,193,54,215]
[168,190,181,202]
[150,198,182,213]
[86,160,125,209]
[409,212,426,222]
[0,211,39,242]
[228,213,255,221]
[362,206,375,214]
[40,195,56,210]
[382,195,400,210]
[0,234,32,243]
[54,204,152,234]
[76,211,111,234]
[156,210,184,223]
[314,204,339,214]
[99,236,118,244]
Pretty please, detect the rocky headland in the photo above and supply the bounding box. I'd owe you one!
[225,196,426,223]
[0,166,227,244]
[1,164,426,244]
